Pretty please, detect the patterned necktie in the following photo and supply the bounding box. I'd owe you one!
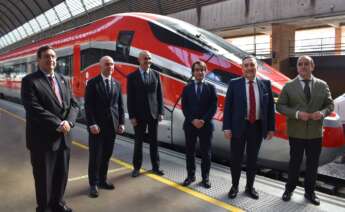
[196,82,202,99]
[303,80,311,103]
[48,76,62,105]
[248,80,256,124]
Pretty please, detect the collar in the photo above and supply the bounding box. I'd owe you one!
[245,77,257,84]
[194,79,205,84]
[101,74,112,81]
[298,75,313,81]
[40,69,55,78]
[139,67,150,74]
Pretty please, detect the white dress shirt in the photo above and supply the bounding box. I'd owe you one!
[194,79,204,94]
[245,78,260,120]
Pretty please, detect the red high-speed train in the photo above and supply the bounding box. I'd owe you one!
[0,13,344,170]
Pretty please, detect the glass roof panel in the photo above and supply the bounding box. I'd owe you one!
[17,26,28,38]
[55,3,72,22]
[66,0,85,16]
[84,0,102,11]
[22,23,34,35]
[45,8,60,26]
[28,19,41,33]
[36,14,50,30]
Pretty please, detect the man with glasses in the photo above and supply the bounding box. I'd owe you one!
[277,55,334,206]
[127,50,165,177]
[21,46,79,212]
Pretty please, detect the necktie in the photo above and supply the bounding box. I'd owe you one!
[196,82,202,99]
[248,80,256,124]
[48,76,62,105]
[105,79,110,96]
[303,80,311,103]
[143,71,149,84]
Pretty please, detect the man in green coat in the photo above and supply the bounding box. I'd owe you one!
[277,55,334,206]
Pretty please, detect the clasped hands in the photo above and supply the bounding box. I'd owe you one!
[57,120,71,135]
[298,111,323,121]
[192,119,205,129]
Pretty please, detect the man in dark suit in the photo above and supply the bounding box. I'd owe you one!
[277,55,334,206]
[181,61,217,189]
[223,56,275,200]
[127,50,164,177]
[21,46,79,212]
[85,56,125,198]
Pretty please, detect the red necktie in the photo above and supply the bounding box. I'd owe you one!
[249,80,256,124]
[48,76,62,105]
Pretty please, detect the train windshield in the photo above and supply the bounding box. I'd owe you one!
[155,16,250,65]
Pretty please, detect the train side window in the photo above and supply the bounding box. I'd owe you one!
[115,31,134,62]
[56,56,72,76]
[81,48,115,70]
[206,69,238,85]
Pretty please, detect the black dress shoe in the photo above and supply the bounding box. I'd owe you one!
[201,180,211,189]
[304,192,320,206]
[132,169,140,177]
[245,187,259,199]
[228,186,238,199]
[99,181,115,190]
[53,203,73,212]
[152,169,164,176]
[282,190,293,201]
[89,185,99,198]
[182,176,196,186]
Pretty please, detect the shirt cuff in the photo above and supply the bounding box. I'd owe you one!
[90,124,98,129]
[296,111,299,119]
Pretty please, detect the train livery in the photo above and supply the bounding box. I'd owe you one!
[0,13,344,170]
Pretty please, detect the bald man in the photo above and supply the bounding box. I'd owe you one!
[85,56,125,198]
[277,55,334,205]
[127,51,165,177]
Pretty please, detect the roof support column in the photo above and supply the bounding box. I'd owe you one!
[271,23,295,74]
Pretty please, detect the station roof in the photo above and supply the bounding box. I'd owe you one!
[0,0,116,49]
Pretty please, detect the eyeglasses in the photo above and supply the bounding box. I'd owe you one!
[144,57,151,60]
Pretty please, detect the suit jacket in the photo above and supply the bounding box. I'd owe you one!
[127,69,164,120]
[277,76,334,139]
[181,81,217,131]
[85,75,125,132]
[21,70,80,152]
[223,77,275,138]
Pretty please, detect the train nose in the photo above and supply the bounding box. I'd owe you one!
[323,112,345,147]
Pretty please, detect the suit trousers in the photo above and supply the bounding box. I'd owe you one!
[230,121,262,188]
[88,120,116,186]
[133,116,160,170]
[285,137,322,194]
[184,125,212,180]
[30,142,70,212]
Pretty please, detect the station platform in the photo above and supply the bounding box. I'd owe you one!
[1,99,344,212]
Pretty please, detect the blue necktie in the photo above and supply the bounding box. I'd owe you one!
[197,82,202,99]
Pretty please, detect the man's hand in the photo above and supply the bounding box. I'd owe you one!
[57,121,71,135]
[310,111,323,120]
[192,119,203,129]
[117,125,125,134]
[130,118,138,127]
[224,130,232,140]
[298,112,310,121]
[266,131,274,140]
[90,125,100,135]
[158,115,164,122]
